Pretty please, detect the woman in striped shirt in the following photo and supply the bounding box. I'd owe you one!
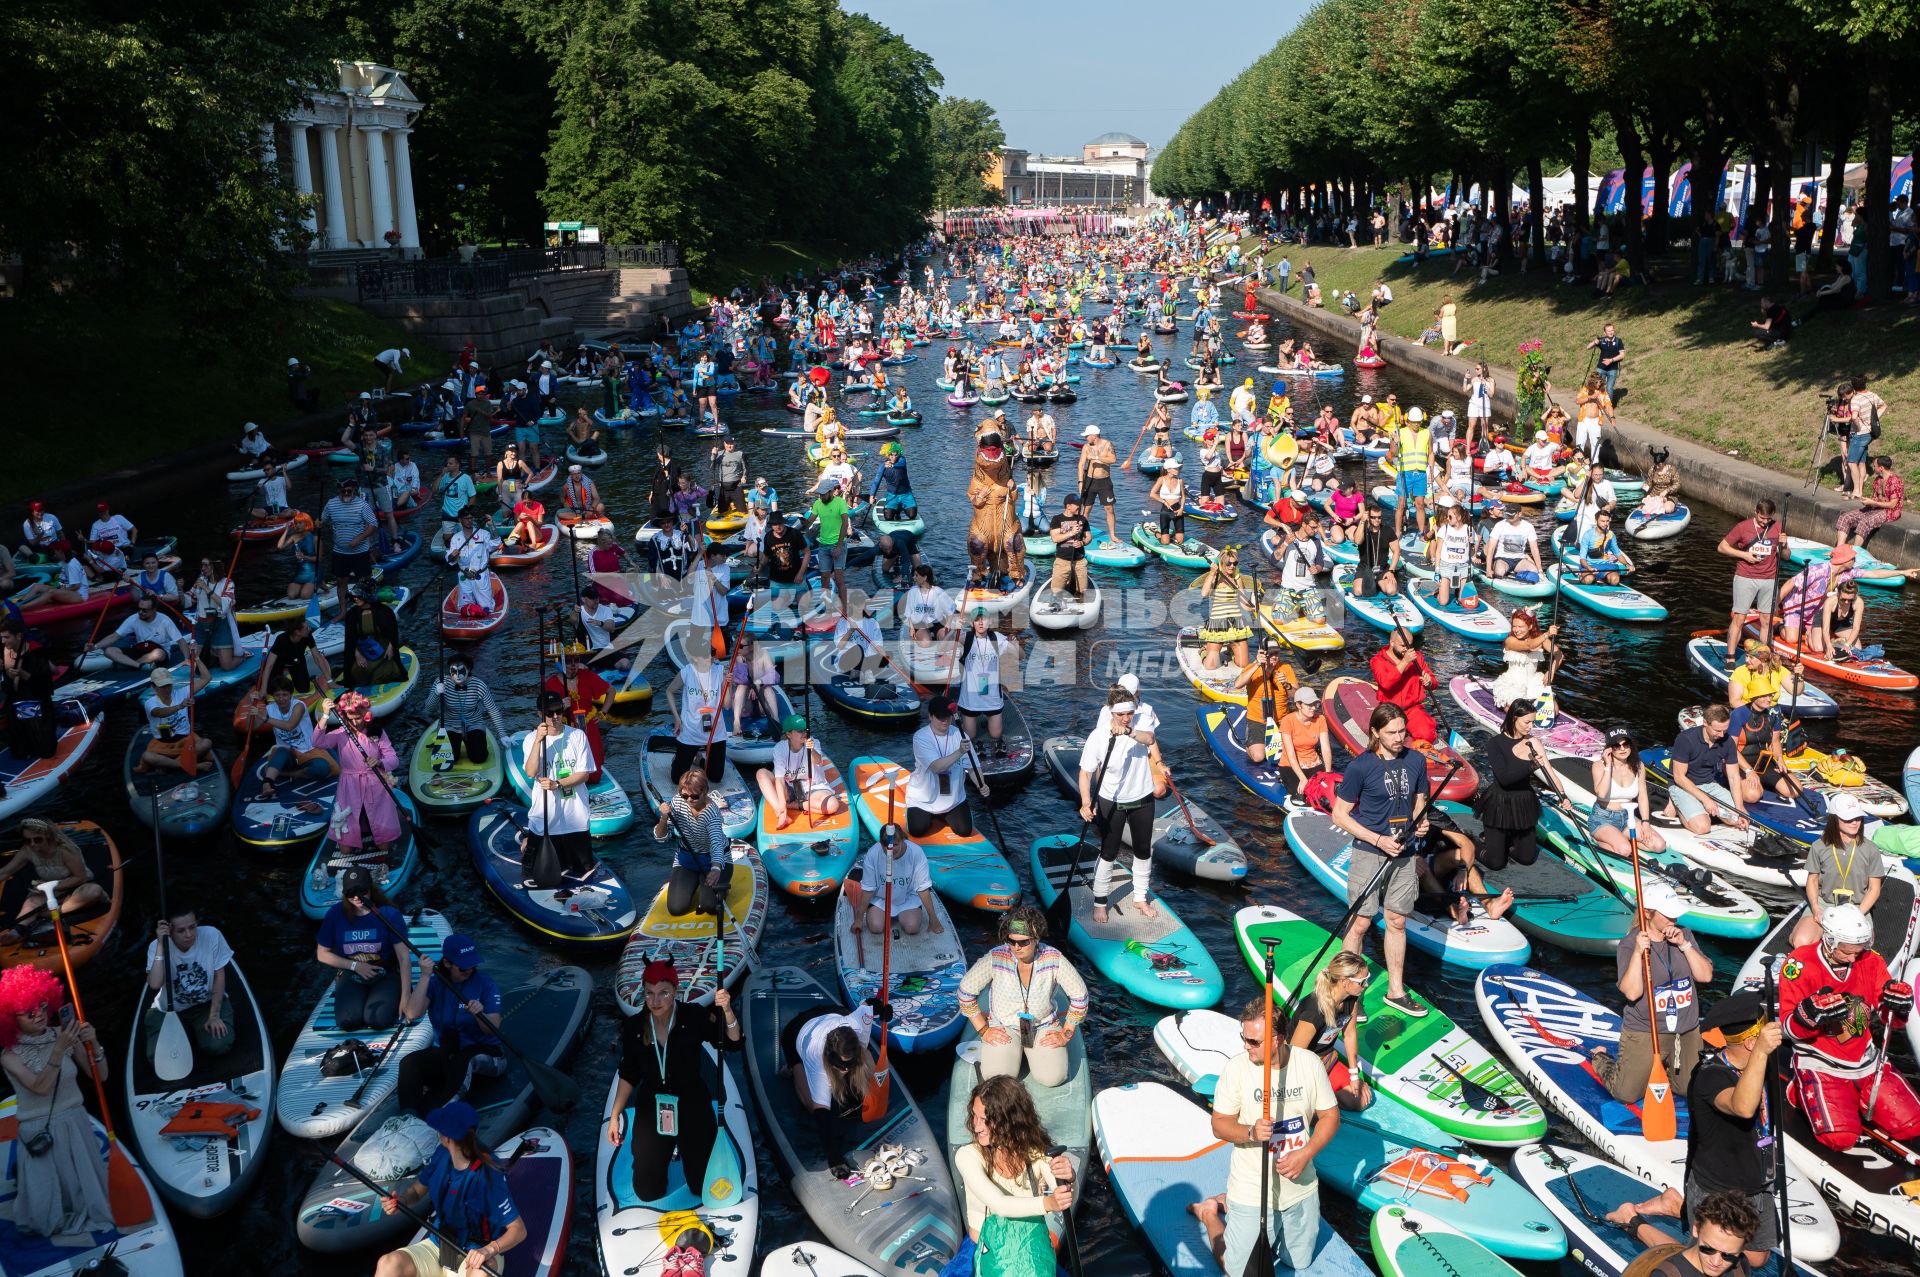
[957,906,1089,1087]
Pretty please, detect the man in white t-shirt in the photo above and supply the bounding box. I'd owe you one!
[144,906,236,1059]
[850,823,942,937]
[519,692,596,884]
[1205,996,1339,1273]
[97,594,186,669]
[1521,431,1561,478]
[88,502,137,552]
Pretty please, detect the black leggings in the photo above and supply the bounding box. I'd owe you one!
[396,1041,504,1115]
[672,741,727,786]
[1478,824,1539,872]
[450,728,490,764]
[908,802,973,839]
[667,863,734,917]
[628,1086,720,1204]
[333,969,400,1031]
[1097,796,1156,865]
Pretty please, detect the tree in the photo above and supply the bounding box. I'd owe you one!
[929,96,1006,210]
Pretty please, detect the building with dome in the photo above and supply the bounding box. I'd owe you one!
[980,131,1160,209]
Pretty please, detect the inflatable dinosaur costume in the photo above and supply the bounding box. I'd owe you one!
[967,424,1025,590]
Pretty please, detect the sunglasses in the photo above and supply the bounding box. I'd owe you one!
[1008,935,1038,948]
[1695,1244,1744,1262]
[1240,1035,1265,1047]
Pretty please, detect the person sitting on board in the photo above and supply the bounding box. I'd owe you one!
[952,1074,1075,1268]
[1790,793,1885,949]
[1660,704,1756,838]
[758,715,844,830]
[1779,902,1920,1151]
[1406,805,1513,926]
[1586,879,1711,1104]
[1286,950,1377,1113]
[780,997,882,1179]
[849,821,942,938]
[0,819,105,947]
[375,1100,525,1277]
[958,905,1088,1086]
[1078,688,1160,926]
[315,866,412,1031]
[1603,990,1786,1272]
[137,659,214,776]
[0,965,113,1241]
[1369,626,1438,747]
[143,902,235,1061]
[606,956,741,1252]
[256,676,339,798]
[1191,996,1339,1273]
[395,933,505,1116]
[1572,507,1633,586]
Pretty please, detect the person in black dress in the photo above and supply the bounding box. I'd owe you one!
[605,957,741,1202]
[1474,699,1546,871]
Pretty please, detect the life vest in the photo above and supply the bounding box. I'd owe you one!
[1372,1148,1493,1202]
[161,1100,263,1140]
[1394,425,1431,471]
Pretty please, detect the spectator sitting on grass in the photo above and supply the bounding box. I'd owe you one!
[1815,263,1857,311]
[1304,280,1323,308]
[1749,295,1792,349]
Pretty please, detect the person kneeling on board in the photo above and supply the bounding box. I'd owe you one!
[848,821,942,938]
[1190,996,1339,1273]
[606,957,740,1210]
[958,905,1088,1086]
[653,767,734,918]
[781,997,884,1178]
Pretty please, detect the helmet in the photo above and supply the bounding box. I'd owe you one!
[1821,903,1873,947]
[1407,407,1426,422]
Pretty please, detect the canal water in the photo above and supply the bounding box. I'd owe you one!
[47,285,1920,1275]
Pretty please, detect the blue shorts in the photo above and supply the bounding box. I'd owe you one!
[1847,434,1871,462]
[1397,471,1429,499]
[514,426,541,449]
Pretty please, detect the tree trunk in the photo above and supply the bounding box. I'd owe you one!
[1819,121,1854,272]
[1864,54,1894,300]
[1528,155,1547,268]
[1492,159,1513,267]
[1573,133,1591,234]
[1611,108,1649,277]
[1648,133,1674,254]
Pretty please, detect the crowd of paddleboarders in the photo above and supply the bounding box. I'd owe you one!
[1,208,1918,1277]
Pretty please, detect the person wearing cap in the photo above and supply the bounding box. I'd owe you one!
[1720,640,1800,712]
[443,509,501,620]
[372,345,409,392]
[1519,429,1560,480]
[1587,876,1712,1102]
[395,934,504,1116]
[1791,792,1885,947]
[1227,378,1257,425]
[16,503,62,562]
[608,954,740,1224]
[85,502,135,559]
[1075,425,1118,542]
[520,690,597,884]
[1345,396,1380,448]
[1721,671,1804,810]
[1044,491,1092,605]
[1387,405,1432,539]
[133,655,212,776]
[958,905,1089,1086]
[907,697,985,840]
[1330,702,1430,1018]
[1779,901,1920,1152]
[1603,989,1786,1269]
[1482,503,1544,584]
[314,863,412,1032]
[809,475,852,617]
[851,820,942,938]
[758,715,844,830]
[544,643,614,779]
[1275,685,1332,793]
[1079,686,1162,924]
[376,1098,525,1277]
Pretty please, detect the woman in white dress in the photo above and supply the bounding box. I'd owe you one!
[1489,609,1560,709]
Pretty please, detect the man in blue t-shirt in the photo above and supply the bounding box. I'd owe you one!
[1329,702,1431,1019]
[396,933,505,1117]
[1668,704,1753,837]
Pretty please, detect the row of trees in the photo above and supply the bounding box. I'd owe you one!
[2,0,1005,319]
[1150,0,1919,298]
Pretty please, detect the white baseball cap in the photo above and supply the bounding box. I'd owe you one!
[1294,686,1320,705]
[1117,673,1141,695]
[1082,425,1101,437]
[1640,881,1688,921]
[1828,793,1867,821]
[1361,395,1373,404]
[287,357,300,367]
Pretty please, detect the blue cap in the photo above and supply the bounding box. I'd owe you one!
[425,1100,479,1140]
[441,934,481,969]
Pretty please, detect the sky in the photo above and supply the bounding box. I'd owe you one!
[845,1,1312,156]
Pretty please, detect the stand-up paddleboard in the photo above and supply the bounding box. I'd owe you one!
[944,1025,1089,1233]
[740,966,960,1274]
[1173,628,1257,705]
[1196,704,1290,808]
[406,720,505,815]
[1448,674,1606,758]
[1441,804,1634,957]
[1731,860,1917,992]
[759,1244,883,1277]
[615,840,768,1013]
[504,728,638,839]
[276,911,449,1139]
[755,746,859,899]
[1509,1144,1687,1277]
[1407,579,1510,640]
[1041,736,1247,881]
[1093,1081,1371,1277]
[1533,801,1770,939]
[1331,566,1424,632]
[1085,531,1150,567]
[834,882,965,1053]
[1030,580,1102,630]
[408,1127,572,1277]
[1371,1204,1523,1277]
[0,1096,183,1276]
[1475,965,1841,1261]
[967,696,1035,784]
[465,799,638,946]
[639,731,756,839]
[1234,906,1544,1144]
[0,706,101,824]
[231,752,339,853]
[1545,565,1668,623]
[1624,504,1692,541]
[849,758,1018,911]
[294,966,591,1251]
[595,1045,756,1277]
[1029,834,1223,1009]
[299,791,420,919]
[1284,807,1532,969]
[1131,523,1215,569]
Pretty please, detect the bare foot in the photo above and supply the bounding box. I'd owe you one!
[1485,887,1515,920]
[1604,1203,1636,1227]
[1134,898,1160,919]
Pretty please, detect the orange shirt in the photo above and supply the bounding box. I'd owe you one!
[1277,710,1327,762]
[1243,665,1296,725]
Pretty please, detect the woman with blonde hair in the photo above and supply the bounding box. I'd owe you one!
[1288,952,1374,1110]
[0,820,104,945]
[952,1074,1074,1272]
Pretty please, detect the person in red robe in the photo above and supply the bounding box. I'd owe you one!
[1369,628,1437,745]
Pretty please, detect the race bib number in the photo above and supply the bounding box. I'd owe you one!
[1273,1114,1309,1157]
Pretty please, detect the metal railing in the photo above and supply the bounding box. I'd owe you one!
[353,242,679,301]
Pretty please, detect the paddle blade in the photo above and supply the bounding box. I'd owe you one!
[1242,1234,1275,1277]
[862,1043,891,1122]
[152,1010,194,1082]
[107,1141,155,1228]
[703,1117,746,1207]
[1643,1056,1679,1141]
[1320,584,1346,630]
[526,1056,580,1115]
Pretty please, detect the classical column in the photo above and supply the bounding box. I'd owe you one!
[317,123,349,249]
[390,127,420,251]
[287,122,318,237]
[362,124,393,248]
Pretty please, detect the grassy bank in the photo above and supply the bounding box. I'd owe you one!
[688,240,868,306]
[1,299,450,507]
[1236,240,1920,480]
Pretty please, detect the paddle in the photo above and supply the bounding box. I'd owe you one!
[1427,1052,1520,1113]
[1625,815,1679,1142]
[149,795,193,1082]
[1050,731,1121,939]
[861,789,896,1123]
[320,1146,509,1276]
[1162,777,1216,848]
[1763,956,1797,1277]
[1243,936,1279,1277]
[1047,1141,1085,1277]
[38,882,153,1228]
[1120,413,1154,471]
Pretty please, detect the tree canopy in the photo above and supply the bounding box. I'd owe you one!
[929,96,1009,209]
